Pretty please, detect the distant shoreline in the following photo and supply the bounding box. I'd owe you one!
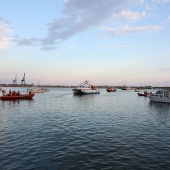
[0,84,168,89]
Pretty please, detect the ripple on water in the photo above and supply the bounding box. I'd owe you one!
[0,88,170,169]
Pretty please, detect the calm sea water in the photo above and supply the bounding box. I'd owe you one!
[0,87,170,170]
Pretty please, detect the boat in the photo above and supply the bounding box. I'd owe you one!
[121,86,132,90]
[149,89,170,103]
[137,91,150,97]
[42,87,49,92]
[27,87,44,93]
[72,80,100,95]
[0,90,34,100]
[135,89,144,92]
[106,87,116,92]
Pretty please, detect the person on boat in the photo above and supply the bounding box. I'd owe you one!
[9,89,12,96]
[12,90,17,96]
[17,91,20,96]
[29,90,32,94]
[2,90,6,96]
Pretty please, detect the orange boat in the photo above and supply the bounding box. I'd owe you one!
[0,90,34,100]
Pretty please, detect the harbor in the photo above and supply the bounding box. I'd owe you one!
[1,0,170,169]
[0,87,170,169]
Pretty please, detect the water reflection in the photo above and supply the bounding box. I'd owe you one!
[73,94,95,100]
[0,99,34,107]
[149,101,170,126]
[149,101,170,110]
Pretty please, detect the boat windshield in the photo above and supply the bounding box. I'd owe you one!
[155,90,163,94]
[77,81,91,88]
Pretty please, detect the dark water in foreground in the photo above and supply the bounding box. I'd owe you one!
[0,88,170,170]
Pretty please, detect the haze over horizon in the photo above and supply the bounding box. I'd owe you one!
[1,0,170,87]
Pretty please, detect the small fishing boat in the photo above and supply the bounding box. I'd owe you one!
[137,91,150,97]
[0,90,34,100]
[106,88,116,92]
[121,86,132,90]
[42,87,49,92]
[72,80,100,95]
[135,89,144,92]
[149,89,170,103]
[27,87,44,93]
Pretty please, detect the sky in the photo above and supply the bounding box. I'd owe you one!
[0,0,170,86]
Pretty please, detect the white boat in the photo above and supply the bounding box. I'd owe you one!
[72,80,100,95]
[149,89,170,103]
[27,87,44,93]
[121,85,132,90]
[41,87,49,92]
[135,89,144,92]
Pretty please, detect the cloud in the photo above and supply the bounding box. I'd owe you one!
[0,18,12,49]
[99,42,131,48]
[13,0,133,50]
[112,10,146,22]
[12,0,168,50]
[101,25,161,36]
[152,0,170,3]
[158,67,170,71]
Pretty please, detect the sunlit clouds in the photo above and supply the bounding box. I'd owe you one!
[101,25,161,37]
[0,19,12,49]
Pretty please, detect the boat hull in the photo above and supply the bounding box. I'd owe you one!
[0,94,35,100]
[135,89,144,92]
[137,93,148,97]
[149,96,170,103]
[72,89,100,95]
[106,88,116,92]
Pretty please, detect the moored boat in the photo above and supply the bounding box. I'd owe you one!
[149,89,170,103]
[0,90,34,100]
[121,86,132,90]
[42,87,49,92]
[106,87,116,92]
[137,91,150,97]
[135,89,144,92]
[72,80,100,95]
[27,87,44,93]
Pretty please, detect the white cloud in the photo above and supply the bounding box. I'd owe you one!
[152,0,170,3]
[12,0,168,50]
[0,20,12,49]
[101,25,161,36]
[14,0,133,50]
[112,10,146,22]
[99,42,131,48]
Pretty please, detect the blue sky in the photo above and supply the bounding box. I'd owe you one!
[1,0,170,86]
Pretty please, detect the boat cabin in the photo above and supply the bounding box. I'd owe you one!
[155,90,170,98]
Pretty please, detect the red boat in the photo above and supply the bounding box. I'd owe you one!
[137,91,149,97]
[0,90,34,100]
[106,88,116,92]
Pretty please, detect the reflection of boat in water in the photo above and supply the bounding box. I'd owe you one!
[149,89,170,103]
[0,90,34,100]
[72,80,100,95]
[27,87,44,93]
[106,88,116,92]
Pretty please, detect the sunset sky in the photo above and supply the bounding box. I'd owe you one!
[1,0,170,86]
